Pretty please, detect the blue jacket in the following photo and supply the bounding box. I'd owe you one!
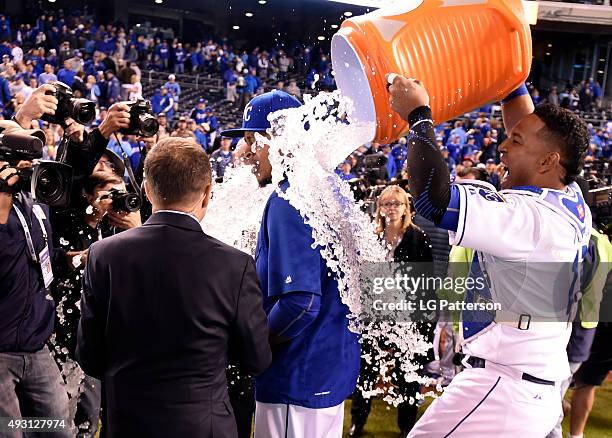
[57,68,76,88]
[0,193,56,352]
[245,75,260,94]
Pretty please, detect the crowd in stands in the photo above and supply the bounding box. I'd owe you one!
[0,10,610,187]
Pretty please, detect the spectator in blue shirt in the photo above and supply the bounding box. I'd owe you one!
[38,63,58,85]
[150,89,163,115]
[164,74,180,109]
[381,144,397,180]
[190,99,207,125]
[244,68,260,95]
[57,60,76,87]
[158,86,174,120]
[391,139,408,174]
[107,133,133,160]
[200,108,219,149]
[104,70,121,106]
[461,135,479,160]
[440,146,456,175]
[485,159,500,189]
[336,160,356,181]
[189,119,209,151]
[173,43,185,74]
[210,136,234,181]
[156,41,170,70]
[189,47,201,73]
[0,76,10,105]
[450,120,467,145]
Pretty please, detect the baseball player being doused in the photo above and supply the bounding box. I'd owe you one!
[387,75,592,437]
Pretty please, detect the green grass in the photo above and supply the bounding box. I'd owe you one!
[93,383,611,438]
[342,382,612,437]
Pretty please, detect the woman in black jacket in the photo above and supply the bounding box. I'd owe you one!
[350,185,434,438]
[375,185,433,263]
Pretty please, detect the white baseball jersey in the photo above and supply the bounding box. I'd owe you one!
[447,179,591,382]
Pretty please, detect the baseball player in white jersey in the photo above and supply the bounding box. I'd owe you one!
[387,75,592,437]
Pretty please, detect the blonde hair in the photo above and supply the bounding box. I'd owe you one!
[374,185,413,235]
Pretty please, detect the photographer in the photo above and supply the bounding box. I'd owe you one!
[53,171,135,436]
[0,125,71,436]
[13,84,126,201]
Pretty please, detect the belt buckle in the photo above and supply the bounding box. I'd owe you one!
[518,314,531,330]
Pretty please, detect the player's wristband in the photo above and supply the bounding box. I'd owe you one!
[501,83,529,104]
[407,106,433,127]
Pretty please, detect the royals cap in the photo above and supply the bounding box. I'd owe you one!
[220,90,302,137]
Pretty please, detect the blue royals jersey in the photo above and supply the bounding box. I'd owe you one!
[254,181,360,408]
[193,109,206,124]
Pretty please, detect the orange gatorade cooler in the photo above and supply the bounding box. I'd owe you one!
[331,0,535,144]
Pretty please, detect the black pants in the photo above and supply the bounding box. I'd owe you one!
[230,392,255,438]
[227,364,255,438]
[350,383,419,432]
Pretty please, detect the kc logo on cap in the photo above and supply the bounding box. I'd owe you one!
[244,104,253,122]
[220,90,303,138]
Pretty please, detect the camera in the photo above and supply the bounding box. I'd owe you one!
[31,161,73,206]
[102,188,142,213]
[41,82,96,126]
[0,129,45,162]
[0,127,75,206]
[119,98,159,137]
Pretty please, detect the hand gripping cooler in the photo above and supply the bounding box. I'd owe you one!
[331,0,535,144]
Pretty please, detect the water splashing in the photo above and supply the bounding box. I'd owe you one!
[208,90,435,405]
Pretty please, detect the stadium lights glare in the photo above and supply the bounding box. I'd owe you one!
[48,0,56,3]
[233,25,240,30]
[318,36,326,41]
[331,24,339,29]
[154,0,163,3]
[343,11,353,17]
[258,0,267,4]
[245,12,254,17]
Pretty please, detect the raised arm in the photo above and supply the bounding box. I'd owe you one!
[500,84,534,133]
[387,74,452,226]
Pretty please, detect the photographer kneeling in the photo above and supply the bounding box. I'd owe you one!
[0,123,71,437]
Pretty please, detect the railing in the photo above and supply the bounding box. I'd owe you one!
[144,69,224,90]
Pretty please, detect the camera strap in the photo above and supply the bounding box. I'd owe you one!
[13,203,54,289]
[113,133,142,198]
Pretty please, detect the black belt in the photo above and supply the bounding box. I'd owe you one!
[466,356,555,386]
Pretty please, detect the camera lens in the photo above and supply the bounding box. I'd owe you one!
[35,166,65,204]
[138,113,160,137]
[70,99,96,125]
[124,193,142,212]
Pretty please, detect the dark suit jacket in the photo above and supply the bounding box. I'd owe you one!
[76,211,272,438]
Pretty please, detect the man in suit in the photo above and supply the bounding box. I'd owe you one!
[76,136,272,438]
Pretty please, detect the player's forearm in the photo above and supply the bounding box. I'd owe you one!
[501,84,534,133]
[405,106,452,225]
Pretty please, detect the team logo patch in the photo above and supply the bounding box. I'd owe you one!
[577,204,585,220]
